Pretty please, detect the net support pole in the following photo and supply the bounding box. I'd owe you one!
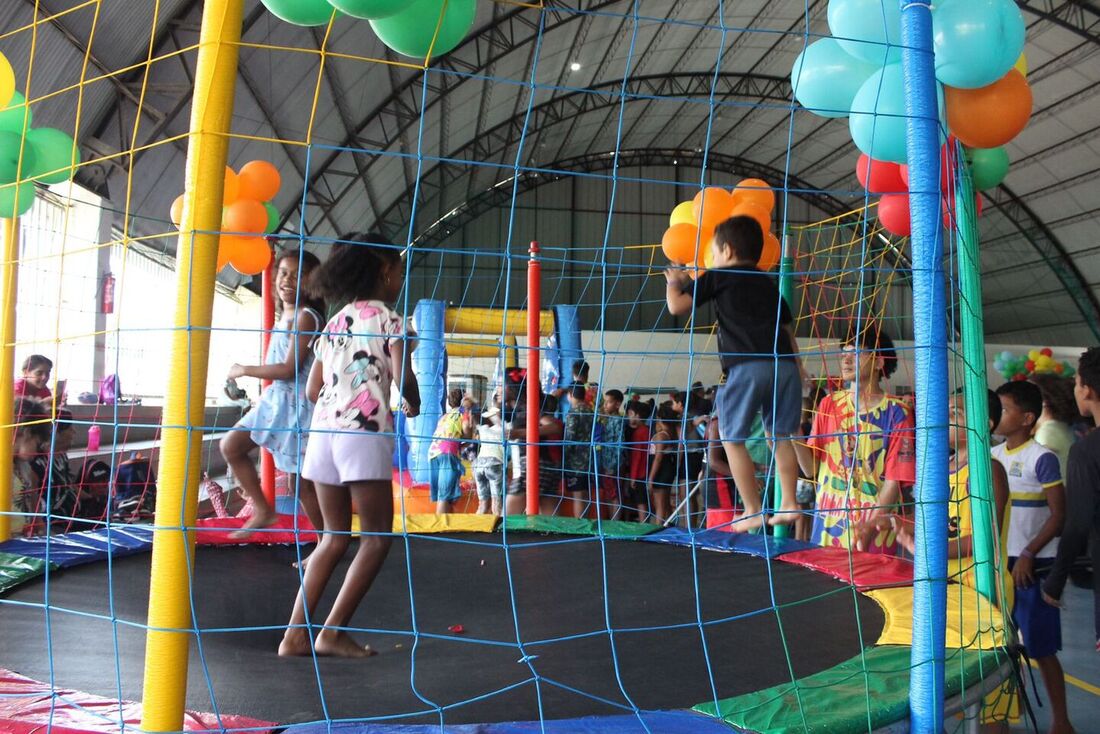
[260,261,276,507]
[900,1,950,732]
[140,0,243,730]
[771,248,795,539]
[954,155,998,601]
[526,241,541,516]
[0,218,19,540]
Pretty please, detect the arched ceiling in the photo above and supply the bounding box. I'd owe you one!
[3,0,1100,344]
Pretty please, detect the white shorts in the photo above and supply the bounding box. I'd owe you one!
[302,429,394,485]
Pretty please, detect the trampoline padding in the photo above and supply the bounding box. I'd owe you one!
[0,553,49,594]
[778,547,914,590]
[0,526,152,568]
[867,586,1007,649]
[283,710,743,734]
[694,645,1008,734]
[501,515,659,538]
[640,527,817,559]
[0,667,275,734]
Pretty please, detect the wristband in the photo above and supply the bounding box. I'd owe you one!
[1020,548,1036,559]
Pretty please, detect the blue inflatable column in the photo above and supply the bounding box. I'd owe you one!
[409,300,446,484]
[900,1,950,732]
[553,305,583,386]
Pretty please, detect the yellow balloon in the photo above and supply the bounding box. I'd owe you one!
[669,200,694,227]
[0,53,13,110]
[1013,53,1027,77]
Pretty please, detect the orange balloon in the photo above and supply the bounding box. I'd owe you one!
[237,160,281,202]
[733,178,775,213]
[223,166,240,205]
[228,236,273,276]
[758,233,781,271]
[169,194,185,228]
[691,187,735,233]
[662,223,703,265]
[945,70,1032,149]
[729,199,771,236]
[223,199,268,235]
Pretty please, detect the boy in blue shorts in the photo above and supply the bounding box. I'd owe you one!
[992,380,1073,734]
[665,215,802,531]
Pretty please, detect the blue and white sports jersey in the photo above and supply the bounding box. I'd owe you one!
[991,439,1062,559]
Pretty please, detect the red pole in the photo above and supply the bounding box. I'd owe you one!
[526,241,541,516]
[260,262,276,508]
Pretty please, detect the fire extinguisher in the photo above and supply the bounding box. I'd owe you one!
[101,272,115,314]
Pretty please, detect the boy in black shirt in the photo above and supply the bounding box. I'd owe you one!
[1043,346,1100,654]
[665,216,802,530]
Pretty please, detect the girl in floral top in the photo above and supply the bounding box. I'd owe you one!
[279,234,420,659]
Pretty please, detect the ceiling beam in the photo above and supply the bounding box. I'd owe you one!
[277,0,625,232]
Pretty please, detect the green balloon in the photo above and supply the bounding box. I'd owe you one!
[0,181,34,218]
[966,146,1010,191]
[328,0,406,19]
[264,201,280,234]
[0,130,37,184]
[0,91,32,136]
[26,127,80,184]
[261,0,337,26]
[370,0,476,58]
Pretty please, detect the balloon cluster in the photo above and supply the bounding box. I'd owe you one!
[993,348,1075,382]
[169,161,281,276]
[261,0,476,58]
[0,52,81,218]
[792,0,1031,235]
[661,179,781,276]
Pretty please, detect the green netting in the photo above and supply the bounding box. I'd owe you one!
[692,645,1006,733]
[501,515,659,538]
[0,552,50,594]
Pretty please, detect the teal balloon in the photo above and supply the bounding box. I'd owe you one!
[0,91,32,136]
[26,127,80,184]
[328,0,406,19]
[966,146,1009,190]
[370,0,476,58]
[932,0,1024,89]
[850,64,944,164]
[827,0,903,65]
[263,201,279,234]
[260,0,336,26]
[0,130,37,184]
[0,181,34,218]
[791,38,879,118]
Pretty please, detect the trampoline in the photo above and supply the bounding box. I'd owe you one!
[0,519,1012,733]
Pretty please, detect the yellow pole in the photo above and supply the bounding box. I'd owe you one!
[139,0,243,730]
[0,218,19,540]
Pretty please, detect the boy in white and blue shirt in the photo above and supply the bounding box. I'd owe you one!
[992,381,1073,734]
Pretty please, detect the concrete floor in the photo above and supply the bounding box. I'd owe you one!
[1010,579,1098,733]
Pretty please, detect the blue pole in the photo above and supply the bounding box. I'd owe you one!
[899,1,949,731]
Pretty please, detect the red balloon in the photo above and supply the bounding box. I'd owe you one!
[1025,359,1036,372]
[1040,348,1053,358]
[877,194,911,237]
[855,154,905,194]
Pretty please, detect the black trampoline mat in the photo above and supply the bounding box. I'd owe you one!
[0,533,884,726]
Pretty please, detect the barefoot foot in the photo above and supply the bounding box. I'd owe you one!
[278,627,314,657]
[292,552,312,570]
[229,511,279,541]
[768,504,802,527]
[315,630,377,658]
[731,513,765,533]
